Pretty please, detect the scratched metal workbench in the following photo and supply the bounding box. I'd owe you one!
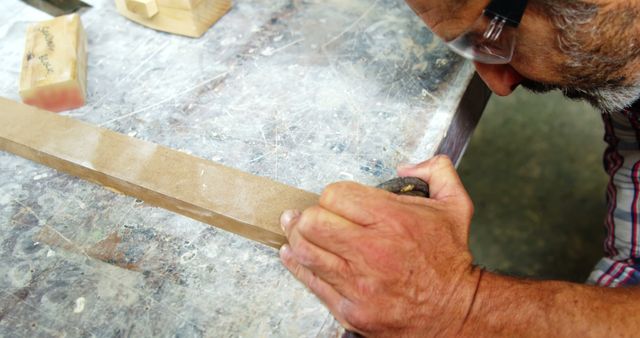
[0,0,490,336]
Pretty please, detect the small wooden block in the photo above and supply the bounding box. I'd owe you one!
[126,0,159,18]
[115,0,231,38]
[19,14,88,113]
[0,97,319,248]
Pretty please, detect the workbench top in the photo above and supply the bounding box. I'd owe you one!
[0,0,485,336]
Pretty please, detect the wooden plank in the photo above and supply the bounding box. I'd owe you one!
[0,97,319,248]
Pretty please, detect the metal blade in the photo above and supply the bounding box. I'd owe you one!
[20,0,91,16]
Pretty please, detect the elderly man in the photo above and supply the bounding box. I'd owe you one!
[279,0,640,336]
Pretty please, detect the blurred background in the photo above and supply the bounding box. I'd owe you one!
[458,87,608,283]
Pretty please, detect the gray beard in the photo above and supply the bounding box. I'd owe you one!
[520,79,640,113]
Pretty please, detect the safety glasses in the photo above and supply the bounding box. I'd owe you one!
[445,0,528,64]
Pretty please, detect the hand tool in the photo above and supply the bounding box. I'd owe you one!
[376,176,430,198]
[21,0,91,16]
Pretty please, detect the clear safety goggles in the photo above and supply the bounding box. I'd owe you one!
[445,0,529,64]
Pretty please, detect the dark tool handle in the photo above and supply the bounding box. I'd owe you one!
[376,176,430,198]
[342,177,430,338]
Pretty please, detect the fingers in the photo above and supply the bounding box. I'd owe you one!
[314,156,473,231]
[315,156,466,226]
[404,0,428,16]
[280,245,349,324]
[397,155,474,221]
[280,208,354,286]
[283,206,363,254]
[318,181,404,227]
[397,155,468,201]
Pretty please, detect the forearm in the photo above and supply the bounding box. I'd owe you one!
[459,271,640,337]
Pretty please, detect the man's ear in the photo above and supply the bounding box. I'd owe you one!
[473,62,524,96]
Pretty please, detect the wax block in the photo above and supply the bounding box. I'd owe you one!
[19,14,88,113]
[115,0,231,38]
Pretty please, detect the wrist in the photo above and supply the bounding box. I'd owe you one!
[422,262,484,338]
[455,272,558,338]
[409,259,484,338]
[455,265,485,337]
[454,270,640,338]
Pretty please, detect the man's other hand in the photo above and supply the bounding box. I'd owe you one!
[279,155,483,337]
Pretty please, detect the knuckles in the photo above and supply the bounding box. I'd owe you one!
[428,154,454,173]
[341,302,379,334]
[461,194,475,219]
[319,182,342,207]
[290,238,319,268]
[320,181,365,208]
[297,206,325,237]
[447,192,474,222]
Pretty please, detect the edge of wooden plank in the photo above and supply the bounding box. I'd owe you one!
[0,97,319,248]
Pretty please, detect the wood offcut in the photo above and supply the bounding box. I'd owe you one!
[19,14,88,113]
[0,97,319,248]
[115,0,232,37]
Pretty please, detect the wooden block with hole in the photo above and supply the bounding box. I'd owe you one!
[115,0,232,38]
[19,14,88,113]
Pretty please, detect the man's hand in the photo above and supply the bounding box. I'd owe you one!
[279,155,482,337]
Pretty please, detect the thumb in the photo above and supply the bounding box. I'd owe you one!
[397,155,470,203]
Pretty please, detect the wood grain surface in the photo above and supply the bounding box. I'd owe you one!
[0,97,319,247]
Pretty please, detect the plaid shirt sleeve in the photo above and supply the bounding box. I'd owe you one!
[587,101,640,286]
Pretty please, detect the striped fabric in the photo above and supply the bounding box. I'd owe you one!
[587,100,640,287]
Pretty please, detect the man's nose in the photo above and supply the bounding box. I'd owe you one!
[473,62,524,96]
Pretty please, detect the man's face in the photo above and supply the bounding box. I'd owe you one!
[406,0,640,112]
